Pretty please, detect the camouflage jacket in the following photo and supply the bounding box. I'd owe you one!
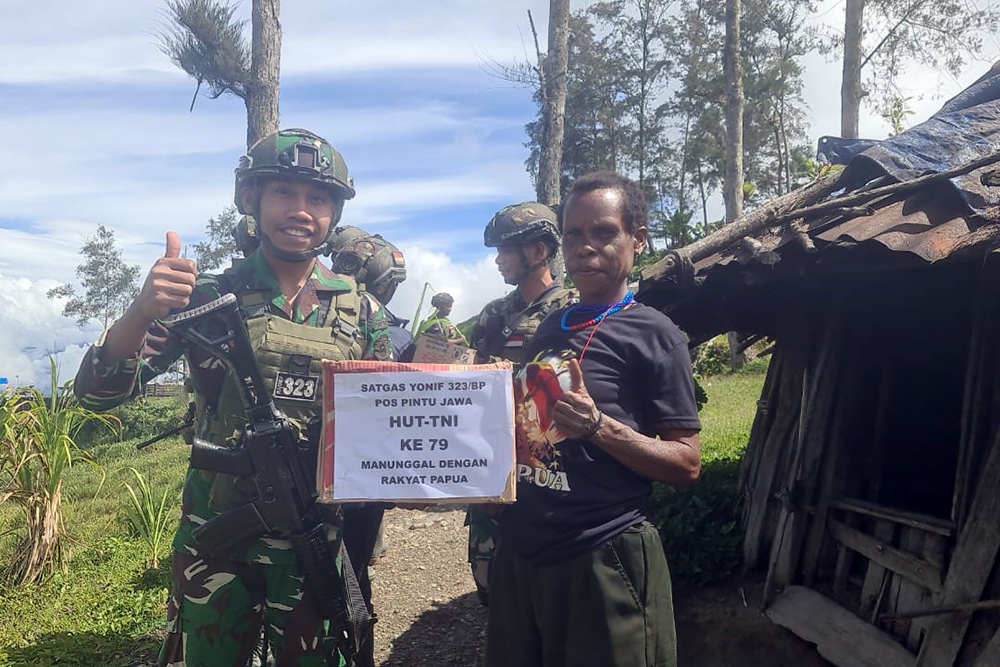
[74,250,392,565]
[471,282,575,368]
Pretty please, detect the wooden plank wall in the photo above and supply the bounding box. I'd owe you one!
[739,261,1000,666]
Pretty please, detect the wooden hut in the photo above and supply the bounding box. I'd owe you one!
[638,70,1000,667]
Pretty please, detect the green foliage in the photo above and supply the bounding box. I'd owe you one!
[76,397,187,448]
[0,536,168,667]
[159,0,251,104]
[0,358,118,584]
[192,205,240,271]
[119,468,178,569]
[456,314,478,347]
[818,0,1000,117]
[692,335,731,377]
[879,95,915,137]
[527,0,817,247]
[652,369,768,582]
[45,225,141,329]
[0,434,187,666]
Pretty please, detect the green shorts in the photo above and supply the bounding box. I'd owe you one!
[485,521,677,667]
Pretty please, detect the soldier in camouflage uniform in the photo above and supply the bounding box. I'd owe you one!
[330,232,409,667]
[467,202,576,605]
[332,232,413,361]
[74,128,392,667]
[416,292,467,345]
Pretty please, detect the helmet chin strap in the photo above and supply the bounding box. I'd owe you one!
[259,231,329,263]
[507,246,553,285]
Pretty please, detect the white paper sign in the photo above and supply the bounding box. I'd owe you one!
[332,369,514,501]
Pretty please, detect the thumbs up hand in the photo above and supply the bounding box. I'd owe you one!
[135,231,198,321]
[552,358,605,441]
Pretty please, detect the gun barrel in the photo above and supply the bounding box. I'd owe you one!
[135,420,190,450]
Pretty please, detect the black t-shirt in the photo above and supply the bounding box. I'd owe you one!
[501,303,701,563]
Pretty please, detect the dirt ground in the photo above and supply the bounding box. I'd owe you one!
[370,507,832,667]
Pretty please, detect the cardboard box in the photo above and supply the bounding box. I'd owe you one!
[411,334,476,365]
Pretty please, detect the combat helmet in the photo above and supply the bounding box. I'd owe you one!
[234,128,355,262]
[484,202,560,252]
[326,225,371,257]
[331,234,407,305]
[431,293,454,311]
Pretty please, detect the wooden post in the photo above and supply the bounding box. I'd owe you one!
[916,428,1000,667]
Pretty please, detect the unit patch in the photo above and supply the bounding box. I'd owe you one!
[274,371,319,401]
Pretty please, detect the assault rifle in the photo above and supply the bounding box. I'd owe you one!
[158,293,372,663]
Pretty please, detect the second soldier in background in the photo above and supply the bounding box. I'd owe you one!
[466,202,576,605]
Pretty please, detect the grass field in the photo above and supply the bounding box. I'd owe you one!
[0,365,767,666]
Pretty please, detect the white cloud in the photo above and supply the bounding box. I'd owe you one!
[0,271,102,390]
[389,247,507,328]
[0,253,505,397]
[0,0,558,84]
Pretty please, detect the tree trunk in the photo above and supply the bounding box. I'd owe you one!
[536,0,571,208]
[723,0,744,225]
[841,0,864,139]
[724,0,746,372]
[248,0,281,149]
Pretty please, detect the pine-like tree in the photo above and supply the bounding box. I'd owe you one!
[46,226,141,328]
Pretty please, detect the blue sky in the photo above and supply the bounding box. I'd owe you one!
[0,0,993,388]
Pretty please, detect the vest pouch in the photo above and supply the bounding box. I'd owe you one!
[202,313,360,515]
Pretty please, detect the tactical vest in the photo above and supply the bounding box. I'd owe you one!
[475,284,575,367]
[194,272,364,512]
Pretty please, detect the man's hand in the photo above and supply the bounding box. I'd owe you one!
[135,231,198,321]
[552,358,603,440]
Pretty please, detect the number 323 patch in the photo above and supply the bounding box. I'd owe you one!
[274,372,319,401]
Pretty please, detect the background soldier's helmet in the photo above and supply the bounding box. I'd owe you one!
[326,225,371,256]
[234,215,259,258]
[331,234,407,305]
[234,128,355,261]
[430,293,454,310]
[483,202,560,253]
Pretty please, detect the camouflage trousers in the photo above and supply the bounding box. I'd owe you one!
[159,550,345,667]
[465,505,501,606]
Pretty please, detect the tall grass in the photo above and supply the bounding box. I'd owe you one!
[0,359,119,585]
[119,467,179,569]
[0,402,188,667]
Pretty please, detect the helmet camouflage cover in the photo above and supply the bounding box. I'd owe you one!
[484,201,560,250]
[326,225,371,256]
[331,234,407,305]
[431,292,454,309]
[234,128,355,216]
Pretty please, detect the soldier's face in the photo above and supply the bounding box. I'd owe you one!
[250,178,340,255]
[495,241,546,285]
[496,246,524,285]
